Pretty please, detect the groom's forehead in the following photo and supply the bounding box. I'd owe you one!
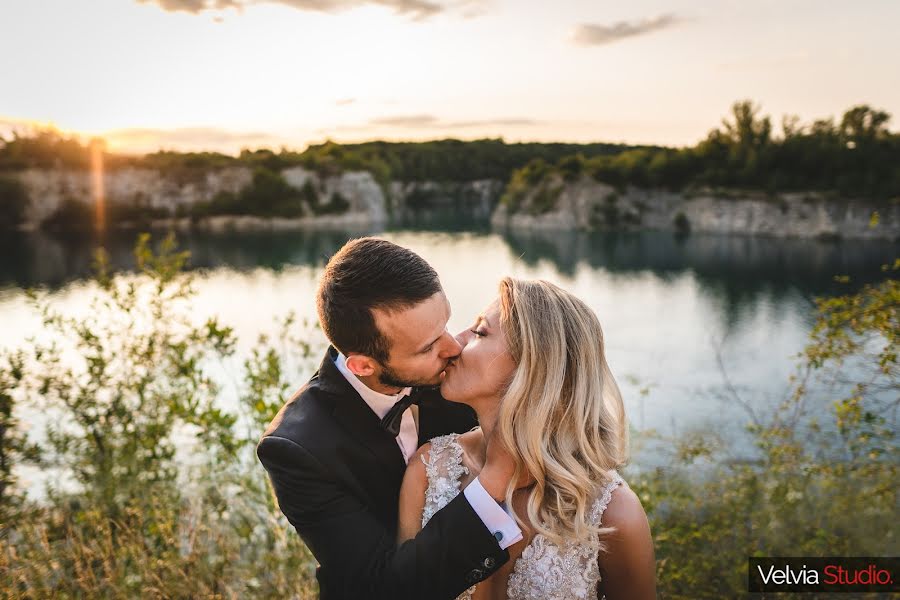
[374,292,451,352]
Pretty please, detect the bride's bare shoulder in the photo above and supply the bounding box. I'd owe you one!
[457,426,484,445]
[402,441,433,487]
[596,480,657,598]
[601,481,646,531]
[455,427,486,466]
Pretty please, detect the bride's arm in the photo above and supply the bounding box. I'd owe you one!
[595,484,657,599]
[396,442,432,544]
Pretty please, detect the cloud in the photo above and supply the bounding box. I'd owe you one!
[136,0,482,20]
[277,0,443,20]
[323,114,539,134]
[369,114,439,127]
[443,118,537,129]
[572,14,681,47]
[0,118,291,154]
[335,97,357,106]
[136,0,240,13]
[102,126,289,153]
[369,114,538,128]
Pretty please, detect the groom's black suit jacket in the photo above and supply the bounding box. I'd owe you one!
[257,347,508,599]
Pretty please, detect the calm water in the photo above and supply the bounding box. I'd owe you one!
[2,225,896,486]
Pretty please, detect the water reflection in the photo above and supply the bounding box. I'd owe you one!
[499,227,893,292]
[5,226,894,304]
[4,224,893,468]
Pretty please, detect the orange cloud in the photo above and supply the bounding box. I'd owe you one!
[572,14,683,47]
[136,0,484,20]
[102,126,291,154]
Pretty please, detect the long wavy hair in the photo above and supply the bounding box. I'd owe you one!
[495,277,628,548]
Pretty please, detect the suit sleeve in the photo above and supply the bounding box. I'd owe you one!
[257,434,508,600]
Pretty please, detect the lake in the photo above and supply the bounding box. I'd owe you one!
[2,224,896,488]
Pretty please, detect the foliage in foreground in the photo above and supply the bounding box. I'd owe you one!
[0,233,319,598]
[628,260,898,599]
[0,234,896,599]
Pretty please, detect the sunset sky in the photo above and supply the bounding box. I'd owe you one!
[2,0,899,154]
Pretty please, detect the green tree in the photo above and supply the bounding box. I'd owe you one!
[15,233,238,511]
[839,105,891,143]
[0,128,91,170]
[722,99,773,149]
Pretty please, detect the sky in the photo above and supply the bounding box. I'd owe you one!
[1,0,899,154]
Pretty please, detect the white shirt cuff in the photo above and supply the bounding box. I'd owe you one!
[463,476,523,550]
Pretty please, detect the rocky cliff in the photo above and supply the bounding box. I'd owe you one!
[491,175,899,240]
[11,166,506,231]
[387,179,504,221]
[10,167,898,240]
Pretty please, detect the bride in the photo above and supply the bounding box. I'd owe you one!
[398,278,656,600]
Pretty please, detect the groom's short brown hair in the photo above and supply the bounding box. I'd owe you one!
[316,237,442,363]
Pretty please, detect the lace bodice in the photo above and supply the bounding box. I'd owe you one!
[507,471,624,600]
[419,433,625,600]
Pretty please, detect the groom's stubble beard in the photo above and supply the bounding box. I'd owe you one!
[377,361,443,391]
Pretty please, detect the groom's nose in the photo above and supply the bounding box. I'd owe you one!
[453,328,469,349]
[438,329,463,359]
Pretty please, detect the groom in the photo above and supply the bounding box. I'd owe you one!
[257,237,522,600]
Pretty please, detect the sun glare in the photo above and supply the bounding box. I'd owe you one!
[90,139,106,233]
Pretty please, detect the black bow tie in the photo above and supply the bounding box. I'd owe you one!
[380,389,421,437]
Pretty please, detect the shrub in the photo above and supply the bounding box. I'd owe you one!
[0,234,320,597]
[40,197,94,231]
[629,260,898,598]
[528,181,564,215]
[319,191,350,215]
[0,175,29,229]
[189,169,310,219]
[557,154,585,182]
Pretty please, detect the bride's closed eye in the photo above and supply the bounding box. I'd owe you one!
[470,317,488,337]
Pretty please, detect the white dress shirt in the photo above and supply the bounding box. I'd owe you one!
[333,352,522,549]
[334,352,417,463]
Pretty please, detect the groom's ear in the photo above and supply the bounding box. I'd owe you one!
[345,354,377,377]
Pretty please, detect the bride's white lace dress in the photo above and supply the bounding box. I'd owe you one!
[420,433,625,600]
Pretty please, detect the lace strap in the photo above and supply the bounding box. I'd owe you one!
[590,471,624,524]
[420,433,469,527]
[420,433,465,476]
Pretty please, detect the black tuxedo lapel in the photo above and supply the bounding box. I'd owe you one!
[315,348,407,498]
[257,347,498,598]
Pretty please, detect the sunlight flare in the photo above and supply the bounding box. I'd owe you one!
[90,138,106,232]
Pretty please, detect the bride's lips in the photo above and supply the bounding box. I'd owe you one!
[440,360,457,380]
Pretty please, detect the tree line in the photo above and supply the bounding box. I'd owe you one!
[1,101,897,230]
[518,101,900,201]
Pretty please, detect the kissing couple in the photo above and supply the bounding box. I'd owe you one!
[258,237,656,599]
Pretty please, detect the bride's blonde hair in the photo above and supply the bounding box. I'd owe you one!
[495,277,628,547]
